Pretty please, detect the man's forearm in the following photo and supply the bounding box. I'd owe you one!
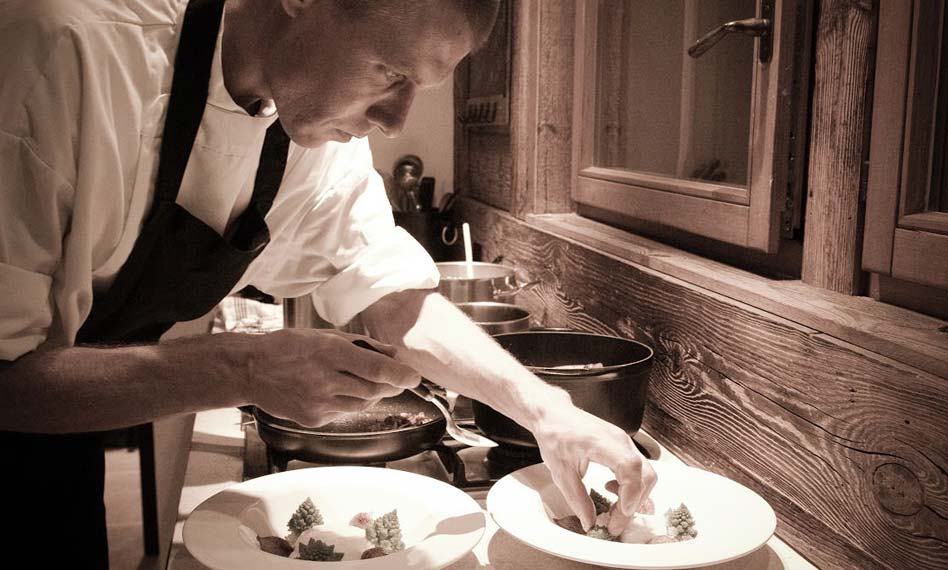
[0,333,250,433]
[360,289,572,433]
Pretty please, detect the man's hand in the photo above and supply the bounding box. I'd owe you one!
[532,405,656,537]
[243,329,421,427]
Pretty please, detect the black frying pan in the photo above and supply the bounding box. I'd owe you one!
[253,390,446,470]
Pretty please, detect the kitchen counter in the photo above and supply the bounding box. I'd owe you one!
[166,408,818,570]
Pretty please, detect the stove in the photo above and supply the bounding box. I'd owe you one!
[242,411,661,492]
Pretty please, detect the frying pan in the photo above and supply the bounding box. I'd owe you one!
[253,390,446,470]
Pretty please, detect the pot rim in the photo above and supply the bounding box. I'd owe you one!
[436,261,515,280]
[455,302,531,326]
[493,330,655,372]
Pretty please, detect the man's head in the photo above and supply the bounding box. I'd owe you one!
[260,0,499,148]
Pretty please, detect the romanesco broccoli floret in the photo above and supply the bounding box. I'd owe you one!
[585,525,619,541]
[298,538,344,561]
[666,503,698,541]
[365,509,404,553]
[287,497,324,535]
[589,488,613,516]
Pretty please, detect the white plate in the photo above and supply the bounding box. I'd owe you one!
[184,466,485,569]
[486,461,776,569]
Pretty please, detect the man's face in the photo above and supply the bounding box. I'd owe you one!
[264,2,474,148]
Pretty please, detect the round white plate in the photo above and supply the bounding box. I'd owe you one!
[184,466,485,569]
[486,461,776,569]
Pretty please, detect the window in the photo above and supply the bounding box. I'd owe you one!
[572,0,811,253]
[864,0,948,291]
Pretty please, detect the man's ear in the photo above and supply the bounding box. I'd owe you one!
[280,0,317,19]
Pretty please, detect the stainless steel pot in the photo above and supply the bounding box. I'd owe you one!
[436,262,538,303]
[472,330,654,448]
[455,302,531,335]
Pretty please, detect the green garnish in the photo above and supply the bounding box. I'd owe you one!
[585,525,619,541]
[288,497,324,534]
[298,538,344,561]
[365,509,405,553]
[666,503,698,541]
[589,488,613,516]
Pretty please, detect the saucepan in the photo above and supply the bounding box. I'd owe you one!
[471,330,654,448]
[436,261,539,304]
[455,302,532,335]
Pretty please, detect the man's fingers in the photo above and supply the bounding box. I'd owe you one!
[588,440,653,516]
[551,467,596,531]
[331,372,404,399]
[606,504,632,537]
[340,339,420,388]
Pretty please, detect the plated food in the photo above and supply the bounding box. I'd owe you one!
[553,488,698,545]
[487,461,776,569]
[183,466,485,570]
[255,497,406,561]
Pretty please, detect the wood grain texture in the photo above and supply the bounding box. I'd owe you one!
[892,228,948,290]
[863,0,912,276]
[529,213,948,380]
[802,0,875,293]
[870,273,948,322]
[530,0,574,215]
[460,197,948,570]
[466,130,513,210]
[458,0,575,218]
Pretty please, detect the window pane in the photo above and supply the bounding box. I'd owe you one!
[594,0,755,186]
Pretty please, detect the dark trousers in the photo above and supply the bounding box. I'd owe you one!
[0,431,109,568]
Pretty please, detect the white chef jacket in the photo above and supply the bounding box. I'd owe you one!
[0,0,440,361]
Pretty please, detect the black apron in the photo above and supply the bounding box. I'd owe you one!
[0,0,289,566]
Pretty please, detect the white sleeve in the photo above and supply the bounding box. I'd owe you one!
[255,138,440,326]
[0,132,73,361]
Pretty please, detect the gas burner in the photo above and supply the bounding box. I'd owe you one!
[242,410,661,492]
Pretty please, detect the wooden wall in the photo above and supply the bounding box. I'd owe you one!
[459,199,948,570]
[454,1,948,569]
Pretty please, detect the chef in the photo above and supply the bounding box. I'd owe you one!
[0,0,655,565]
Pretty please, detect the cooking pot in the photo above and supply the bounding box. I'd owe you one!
[455,302,532,335]
[253,391,446,469]
[472,330,653,448]
[436,262,538,304]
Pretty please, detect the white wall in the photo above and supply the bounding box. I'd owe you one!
[368,79,454,206]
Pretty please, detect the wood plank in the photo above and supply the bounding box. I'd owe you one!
[461,197,948,570]
[531,0,574,215]
[892,228,948,289]
[527,211,948,380]
[870,273,948,321]
[746,0,808,253]
[466,131,513,210]
[863,0,913,275]
[510,0,539,218]
[581,166,747,204]
[575,175,753,247]
[802,0,875,293]
[897,211,948,235]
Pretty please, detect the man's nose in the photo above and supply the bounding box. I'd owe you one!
[367,84,416,138]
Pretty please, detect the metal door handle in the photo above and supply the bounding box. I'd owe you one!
[687,0,774,63]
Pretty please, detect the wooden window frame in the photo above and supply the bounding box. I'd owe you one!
[571,0,809,253]
[864,0,948,290]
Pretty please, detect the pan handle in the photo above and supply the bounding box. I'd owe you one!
[494,279,540,299]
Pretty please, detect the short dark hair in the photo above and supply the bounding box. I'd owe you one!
[333,0,500,50]
[453,0,501,50]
